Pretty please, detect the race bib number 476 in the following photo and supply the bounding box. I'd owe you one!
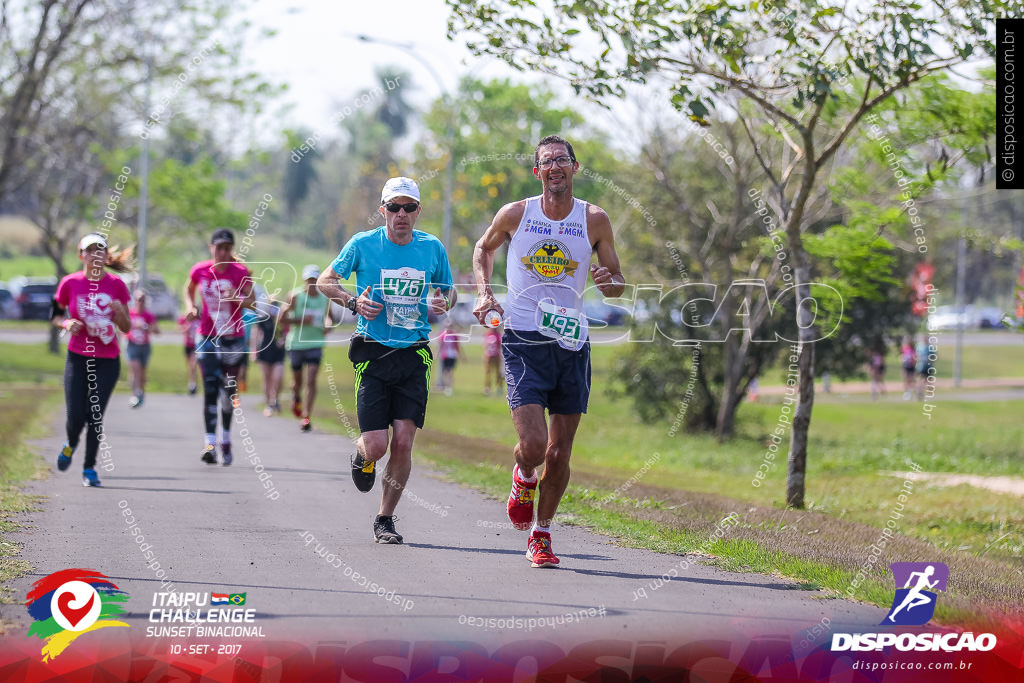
[381,268,426,302]
[380,268,426,329]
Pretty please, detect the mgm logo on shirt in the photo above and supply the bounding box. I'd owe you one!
[521,240,579,282]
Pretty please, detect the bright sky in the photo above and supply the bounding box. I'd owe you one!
[242,0,652,151]
[246,1,524,131]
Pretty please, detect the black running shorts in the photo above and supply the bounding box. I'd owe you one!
[350,336,432,432]
[502,329,591,415]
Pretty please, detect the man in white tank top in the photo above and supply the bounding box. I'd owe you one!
[473,135,625,568]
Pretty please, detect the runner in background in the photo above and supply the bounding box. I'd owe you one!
[482,323,503,396]
[126,290,159,408]
[251,296,286,417]
[178,312,200,394]
[184,228,255,466]
[52,233,133,487]
[435,320,463,396]
[279,264,332,432]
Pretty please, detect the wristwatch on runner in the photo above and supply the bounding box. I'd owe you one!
[346,296,357,314]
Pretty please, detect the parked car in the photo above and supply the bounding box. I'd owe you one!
[121,273,178,319]
[0,282,20,319]
[8,276,57,320]
[977,307,1009,329]
[584,298,628,327]
[927,305,980,331]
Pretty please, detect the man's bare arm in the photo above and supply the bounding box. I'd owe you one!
[472,201,525,322]
[588,205,625,298]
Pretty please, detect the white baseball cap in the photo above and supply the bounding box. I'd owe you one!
[79,233,107,251]
[302,264,321,280]
[380,176,420,203]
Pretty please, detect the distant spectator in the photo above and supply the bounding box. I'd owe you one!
[915,336,933,400]
[900,336,917,400]
[868,348,886,400]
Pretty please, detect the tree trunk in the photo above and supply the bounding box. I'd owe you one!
[716,332,743,439]
[48,257,68,355]
[786,260,816,508]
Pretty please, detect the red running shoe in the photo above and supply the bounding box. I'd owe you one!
[526,530,559,568]
[291,398,302,418]
[506,465,537,531]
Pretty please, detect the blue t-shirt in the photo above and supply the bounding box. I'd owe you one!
[329,226,454,348]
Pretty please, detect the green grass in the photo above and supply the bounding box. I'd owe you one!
[0,385,56,616]
[751,338,1024,385]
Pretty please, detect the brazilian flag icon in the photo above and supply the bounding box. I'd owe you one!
[228,593,246,606]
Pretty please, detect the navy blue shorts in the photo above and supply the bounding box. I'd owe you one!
[502,329,590,415]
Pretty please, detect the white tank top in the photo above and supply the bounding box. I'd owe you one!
[504,195,591,350]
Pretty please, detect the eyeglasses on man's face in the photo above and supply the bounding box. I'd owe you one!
[537,156,574,169]
[384,202,420,214]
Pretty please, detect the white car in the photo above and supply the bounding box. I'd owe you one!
[121,273,178,319]
[928,305,980,331]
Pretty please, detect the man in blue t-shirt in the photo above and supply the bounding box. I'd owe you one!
[317,176,456,544]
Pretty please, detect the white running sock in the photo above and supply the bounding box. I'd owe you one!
[532,524,550,536]
[220,428,231,445]
[205,433,216,447]
[516,465,538,483]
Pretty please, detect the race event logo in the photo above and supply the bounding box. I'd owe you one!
[521,240,579,282]
[832,562,996,653]
[883,562,948,625]
[147,589,265,639]
[25,569,129,661]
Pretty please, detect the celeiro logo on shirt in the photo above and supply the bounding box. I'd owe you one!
[831,562,996,652]
[522,240,579,282]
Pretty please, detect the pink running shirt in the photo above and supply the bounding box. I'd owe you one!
[188,260,252,339]
[55,271,131,359]
[128,310,156,345]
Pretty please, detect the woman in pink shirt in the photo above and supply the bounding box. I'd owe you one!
[51,233,132,487]
[184,228,254,465]
[126,290,160,408]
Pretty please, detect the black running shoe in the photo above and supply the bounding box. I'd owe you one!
[201,445,217,465]
[221,442,233,466]
[373,515,403,544]
[351,452,376,492]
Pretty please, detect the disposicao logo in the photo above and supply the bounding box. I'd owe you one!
[831,562,996,653]
[883,562,949,625]
[25,569,129,661]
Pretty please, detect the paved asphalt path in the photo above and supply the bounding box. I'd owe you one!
[3,392,886,650]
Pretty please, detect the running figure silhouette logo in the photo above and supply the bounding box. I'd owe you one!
[882,562,949,625]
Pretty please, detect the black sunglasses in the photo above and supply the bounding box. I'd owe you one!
[384,202,420,213]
